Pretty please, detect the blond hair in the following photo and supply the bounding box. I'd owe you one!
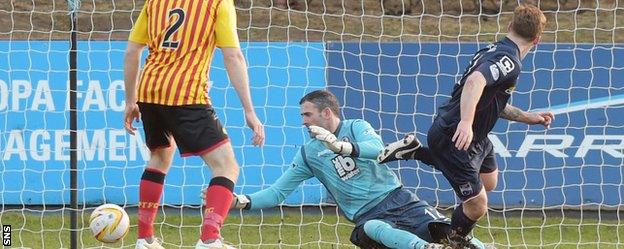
[511,4,547,41]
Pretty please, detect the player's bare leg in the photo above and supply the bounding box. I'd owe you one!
[200,141,239,180]
[480,170,498,192]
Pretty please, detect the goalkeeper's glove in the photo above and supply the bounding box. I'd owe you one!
[231,194,251,209]
[200,189,250,210]
[308,125,353,155]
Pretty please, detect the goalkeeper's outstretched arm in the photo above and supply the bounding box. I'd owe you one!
[202,162,313,210]
[222,149,314,210]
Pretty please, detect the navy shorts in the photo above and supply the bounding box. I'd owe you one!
[350,188,444,248]
[138,103,229,157]
[427,119,498,201]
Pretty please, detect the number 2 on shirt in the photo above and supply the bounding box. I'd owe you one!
[162,8,185,49]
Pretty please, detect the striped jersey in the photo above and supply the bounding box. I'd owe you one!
[128,0,240,106]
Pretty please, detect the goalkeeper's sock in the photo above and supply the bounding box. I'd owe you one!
[450,204,477,237]
[412,146,436,166]
[138,167,166,239]
[200,176,234,241]
[363,219,428,249]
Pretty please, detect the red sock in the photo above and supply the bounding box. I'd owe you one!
[200,177,234,241]
[138,168,166,239]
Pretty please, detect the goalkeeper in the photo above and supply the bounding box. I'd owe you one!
[207,90,487,249]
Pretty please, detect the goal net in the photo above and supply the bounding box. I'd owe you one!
[1,0,623,248]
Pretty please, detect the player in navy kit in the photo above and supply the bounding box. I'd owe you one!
[378,4,552,248]
[205,90,489,249]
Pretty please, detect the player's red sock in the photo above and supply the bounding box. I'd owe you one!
[200,176,234,241]
[138,168,166,239]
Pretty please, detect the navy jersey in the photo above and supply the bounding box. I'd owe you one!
[436,37,522,141]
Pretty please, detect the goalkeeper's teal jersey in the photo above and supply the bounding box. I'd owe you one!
[247,119,401,221]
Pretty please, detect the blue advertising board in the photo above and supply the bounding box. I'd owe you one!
[326,42,624,207]
[0,41,326,205]
[1,41,623,208]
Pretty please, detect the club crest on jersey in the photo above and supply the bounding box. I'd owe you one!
[489,64,500,81]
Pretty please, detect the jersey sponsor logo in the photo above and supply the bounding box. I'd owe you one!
[331,155,360,181]
[496,55,515,76]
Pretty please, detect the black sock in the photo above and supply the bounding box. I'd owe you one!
[450,204,476,237]
[412,147,435,166]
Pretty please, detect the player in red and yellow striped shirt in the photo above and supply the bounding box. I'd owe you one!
[123,0,264,248]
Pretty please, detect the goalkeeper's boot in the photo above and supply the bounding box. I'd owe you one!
[483,244,497,249]
[468,236,491,249]
[445,232,473,249]
[195,238,236,249]
[136,237,164,249]
[422,242,453,249]
[377,133,422,164]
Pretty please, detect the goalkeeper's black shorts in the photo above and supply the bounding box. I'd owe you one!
[350,187,439,247]
[137,102,229,157]
[427,119,498,201]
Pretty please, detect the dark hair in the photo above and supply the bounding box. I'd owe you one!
[511,4,547,42]
[299,90,341,117]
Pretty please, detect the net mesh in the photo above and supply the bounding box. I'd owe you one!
[0,0,623,248]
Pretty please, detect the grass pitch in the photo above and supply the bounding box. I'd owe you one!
[1,207,622,248]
